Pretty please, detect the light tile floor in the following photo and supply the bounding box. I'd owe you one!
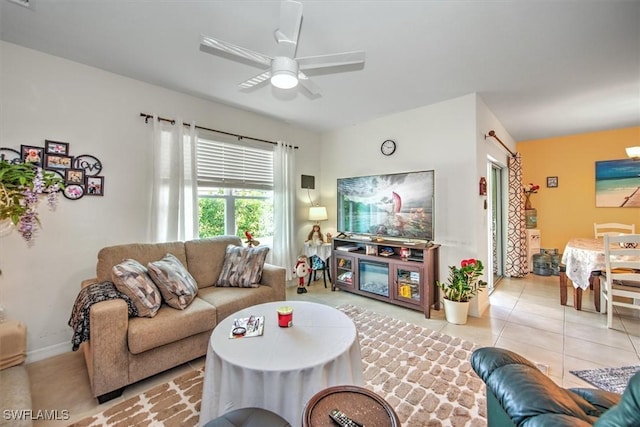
[27,274,640,426]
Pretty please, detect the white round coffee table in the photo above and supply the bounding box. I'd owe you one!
[198,301,363,427]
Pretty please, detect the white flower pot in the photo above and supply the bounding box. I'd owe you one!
[443,298,470,324]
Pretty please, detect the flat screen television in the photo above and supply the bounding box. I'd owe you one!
[337,170,435,241]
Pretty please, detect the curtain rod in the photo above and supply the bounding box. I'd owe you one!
[484,130,516,158]
[139,113,298,149]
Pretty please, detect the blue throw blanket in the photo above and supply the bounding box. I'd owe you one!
[68,281,137,351]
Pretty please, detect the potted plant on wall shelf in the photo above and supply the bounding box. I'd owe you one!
[437,258,487,324]
[0,159,63,244]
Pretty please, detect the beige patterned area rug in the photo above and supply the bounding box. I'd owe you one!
[70,304,487,427]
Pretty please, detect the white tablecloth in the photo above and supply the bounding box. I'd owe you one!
[562,237,640,290]
[302,242,332,260]
[562,238,604,290]
[198,301,363,427]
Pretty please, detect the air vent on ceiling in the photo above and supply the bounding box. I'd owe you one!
[7,0,31,8]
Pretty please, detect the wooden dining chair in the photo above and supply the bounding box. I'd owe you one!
[594,223,636,238]
[591,223,636,305]
[600,234,640,329]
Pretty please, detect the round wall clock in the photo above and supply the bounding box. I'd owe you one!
[381,139,396,156]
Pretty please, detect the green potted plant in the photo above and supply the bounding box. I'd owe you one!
[0,159,64,244]
[437,258,487,324]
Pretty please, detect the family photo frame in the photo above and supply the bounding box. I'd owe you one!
[65,168,85,185]
[86,176,104,196]
[45,140,70,156]
[20,145,44,167]
[45,154,73,170]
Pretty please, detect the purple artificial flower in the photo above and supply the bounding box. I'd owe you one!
[47,183,60,210]
[18,208,37,243]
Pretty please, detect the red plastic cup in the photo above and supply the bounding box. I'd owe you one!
[277,306,293,328]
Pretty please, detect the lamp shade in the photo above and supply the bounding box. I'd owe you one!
[308,206,328,222]
[626,146,640,160]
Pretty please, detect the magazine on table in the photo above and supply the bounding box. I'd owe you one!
[229,315,264,339]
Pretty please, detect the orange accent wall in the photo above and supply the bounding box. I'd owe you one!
[517,126,640,251]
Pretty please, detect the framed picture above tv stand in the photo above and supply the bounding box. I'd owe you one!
[331,236,440,318]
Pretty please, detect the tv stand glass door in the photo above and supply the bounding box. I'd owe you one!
[394,265,422,304]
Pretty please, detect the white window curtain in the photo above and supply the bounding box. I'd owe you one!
[149,115,198,242]
[272,141,296,280]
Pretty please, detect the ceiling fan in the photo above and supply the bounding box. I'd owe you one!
[199,0,365,96]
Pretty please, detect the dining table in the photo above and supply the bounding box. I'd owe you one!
[561,237,606,311]
[561,237,640,311]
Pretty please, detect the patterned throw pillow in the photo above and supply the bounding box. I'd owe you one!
[147,253,198,310]
[217,245,270,288]
[112,259,162,318]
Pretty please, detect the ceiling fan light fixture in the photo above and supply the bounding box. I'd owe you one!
[270,56,299,89]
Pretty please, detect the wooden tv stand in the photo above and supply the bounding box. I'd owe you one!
[331,236,440,318]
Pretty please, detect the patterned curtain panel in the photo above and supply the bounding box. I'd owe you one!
[505,153,527,277]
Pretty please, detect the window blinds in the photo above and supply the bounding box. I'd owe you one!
[197,138,274,190]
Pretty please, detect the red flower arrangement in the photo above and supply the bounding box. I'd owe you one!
[437,258,487,302]
[523,183,540,196]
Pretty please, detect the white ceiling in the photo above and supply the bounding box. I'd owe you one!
[1,0,639,141]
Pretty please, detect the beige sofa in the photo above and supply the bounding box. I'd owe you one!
[80,235,286,403]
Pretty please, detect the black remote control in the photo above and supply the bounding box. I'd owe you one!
[329,409,364,427]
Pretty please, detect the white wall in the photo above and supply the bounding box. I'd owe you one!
[0,41,321,361]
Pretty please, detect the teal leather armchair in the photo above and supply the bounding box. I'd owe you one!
[470,347,640,426]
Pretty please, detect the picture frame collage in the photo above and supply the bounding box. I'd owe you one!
[19,140,104,200]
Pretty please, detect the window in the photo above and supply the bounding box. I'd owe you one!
[197,137,274,244]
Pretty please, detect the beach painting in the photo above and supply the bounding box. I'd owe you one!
[595,159,640,207]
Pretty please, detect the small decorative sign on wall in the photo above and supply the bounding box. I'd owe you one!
[1,139,104,201]
[595,159,640,208]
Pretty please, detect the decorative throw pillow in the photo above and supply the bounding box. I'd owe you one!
[112,259,162,318]
[147,253,198,310]
[217,245,270,288]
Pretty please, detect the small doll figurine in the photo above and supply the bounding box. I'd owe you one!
[306,224,324,245]
[293,255,309,294]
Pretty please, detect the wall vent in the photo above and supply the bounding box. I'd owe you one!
[7,0,32,8]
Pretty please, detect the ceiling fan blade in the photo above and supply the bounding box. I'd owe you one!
[200,35,272,67]
[298,71,321,96]
[297,51,366,70]
[274,0,303,58]
[239,71,272,90]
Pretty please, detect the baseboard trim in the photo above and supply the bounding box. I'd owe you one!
[26,341,69,363]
